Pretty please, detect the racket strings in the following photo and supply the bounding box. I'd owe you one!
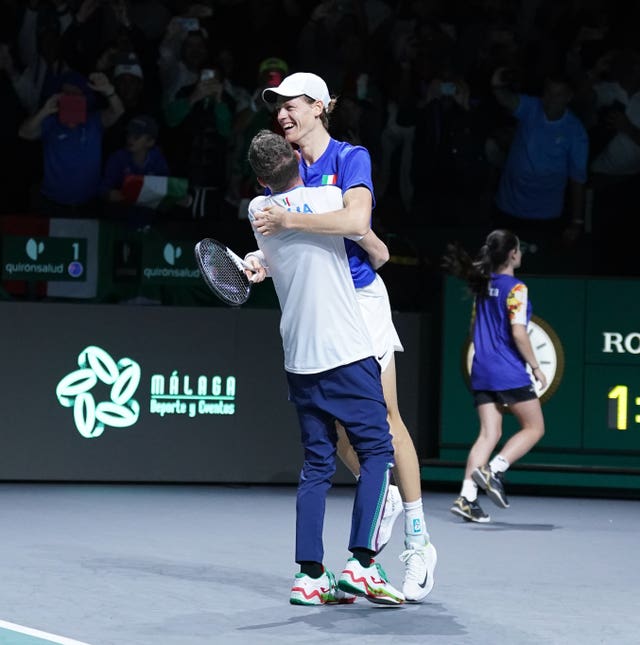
[199,242,250,306]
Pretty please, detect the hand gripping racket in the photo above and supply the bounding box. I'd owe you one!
[194,238,254,306]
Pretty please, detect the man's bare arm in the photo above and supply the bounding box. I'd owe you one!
[357,229,389,270]
[252,186,372,237]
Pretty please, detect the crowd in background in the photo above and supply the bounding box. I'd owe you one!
[0,0,639,279]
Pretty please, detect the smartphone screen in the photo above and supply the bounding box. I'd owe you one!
[440,82,456,96]
[58,94,87,126]
[178,17,200,31]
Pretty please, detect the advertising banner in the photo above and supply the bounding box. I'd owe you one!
[0,303,422,483]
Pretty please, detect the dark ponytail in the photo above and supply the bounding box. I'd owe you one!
[442,229,519,298]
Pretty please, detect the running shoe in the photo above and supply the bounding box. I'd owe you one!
[472,465,510,508]
[399,541,437,602]
[290,569,356,605]
[338,558,405,605]
[450,495,490,523]
[378,484,403,551]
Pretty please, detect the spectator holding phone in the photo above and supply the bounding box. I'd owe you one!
[226,56,288,209]
[157,13,210,104]
[589,50,640,176]
[159,20,234,220]
[102,51,162,160]
[9,15,71,115]
[18,69,124,218]
[411,68,494,225]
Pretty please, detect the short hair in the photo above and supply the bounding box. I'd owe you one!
[247,130,299,194]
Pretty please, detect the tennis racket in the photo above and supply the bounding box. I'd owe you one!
[194,238,255,306]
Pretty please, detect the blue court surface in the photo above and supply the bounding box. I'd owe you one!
[0,620,90,644]
[0,483,638,645]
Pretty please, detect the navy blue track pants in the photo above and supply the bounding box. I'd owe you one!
[286,357,394,564]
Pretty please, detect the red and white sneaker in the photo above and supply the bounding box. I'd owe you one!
[290,569,356,606]
[338,558,404,605]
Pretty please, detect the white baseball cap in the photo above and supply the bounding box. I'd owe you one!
[114,63,144,80]
[262,72,331,110]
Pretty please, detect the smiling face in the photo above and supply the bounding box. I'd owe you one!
[275,95,324,147]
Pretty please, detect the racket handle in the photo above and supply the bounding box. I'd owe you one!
[226,247,256,272]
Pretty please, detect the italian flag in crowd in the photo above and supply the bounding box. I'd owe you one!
[122,175,189,210]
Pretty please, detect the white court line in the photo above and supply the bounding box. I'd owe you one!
[0,620,92,645]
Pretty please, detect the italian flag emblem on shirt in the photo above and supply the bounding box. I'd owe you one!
[321,174,337,185]
[122,175,189,210]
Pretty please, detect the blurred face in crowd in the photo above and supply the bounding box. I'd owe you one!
[610,52,640,92]
[38,28,61,64]
[182,33,209,71]
[275,96,324,147]
[115,73,143,108]
[61,82,84,96]
[126,132,154,155]
[542,80,572,121]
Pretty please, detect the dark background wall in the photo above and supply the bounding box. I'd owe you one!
[0,302,425,483]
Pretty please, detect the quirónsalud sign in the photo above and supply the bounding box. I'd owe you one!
[2,235,87,281]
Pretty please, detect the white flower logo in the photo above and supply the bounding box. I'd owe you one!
[56,346,141,438]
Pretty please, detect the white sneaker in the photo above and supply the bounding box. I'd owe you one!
[338,558,404,605]
[399,542,437,602]
[378,484,403,550]
[290,569,356,605]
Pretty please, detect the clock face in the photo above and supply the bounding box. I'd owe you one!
[462,315,565,404]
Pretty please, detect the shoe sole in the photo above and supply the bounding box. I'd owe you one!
[290,597,322,606]
[471,469,510,508]
[450,505,491,523]
[337,579,404,606]
[290,595,356,606]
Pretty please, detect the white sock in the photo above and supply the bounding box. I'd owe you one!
[490,455,510,474]
[403,499,429,547]
[461,479,478,501]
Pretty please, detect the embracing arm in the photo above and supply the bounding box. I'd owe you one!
[357,229,389,270]
[252,185,372,238]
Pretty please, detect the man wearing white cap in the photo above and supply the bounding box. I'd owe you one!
[254,72,437,602]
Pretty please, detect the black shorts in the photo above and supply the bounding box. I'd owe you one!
[473,385,538,407]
